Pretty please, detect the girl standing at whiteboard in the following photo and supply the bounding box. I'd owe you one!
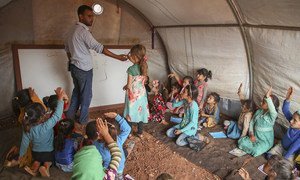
[123,44,149,138]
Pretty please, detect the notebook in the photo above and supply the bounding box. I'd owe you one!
[209,131,227,138]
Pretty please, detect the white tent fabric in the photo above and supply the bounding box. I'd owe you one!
[125,0,237,25]
[237,0,300,26]
[158,27,249,99]
[124,0,300,126]
[249,27,300,127]
[1,0,300,128]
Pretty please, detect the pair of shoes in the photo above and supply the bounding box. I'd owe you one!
[186,137,206,152]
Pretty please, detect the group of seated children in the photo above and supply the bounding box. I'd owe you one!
[6,42,300,179]
[154,67,299,178]
[8,86,132,179]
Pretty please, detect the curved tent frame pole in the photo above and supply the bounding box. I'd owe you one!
[226,0,253,100]
[119,0,171,73]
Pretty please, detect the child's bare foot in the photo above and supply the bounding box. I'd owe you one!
[24,166,37,176]
[40,162,51,177]
[137,134,143,139]
[39,166,50,177]
[198,134,210,144]
[128,134,133,139]
[160,119,169,125]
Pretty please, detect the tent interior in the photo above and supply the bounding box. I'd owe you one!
[0,0,300,179]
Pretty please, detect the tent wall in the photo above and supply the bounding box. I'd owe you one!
[157,27,250,99]
[0,0,34,119]
[0,0,168,119]
[248,27,300,127]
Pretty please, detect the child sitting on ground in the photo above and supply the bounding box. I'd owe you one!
[168,72,194,117]
[72,118,122,180]
[166,84,199,146]
[194,68,212,110]
[267,87,300,162]
[93,112,131,180]
[224,83,253,139]
[149,80,167,123]
[55,119,78,172]
[19,87,67,177]
[199,92,220,128]
[238,87,279,157]
[12,88,47,167]
[43,94,69,136]
[238,155,293,180]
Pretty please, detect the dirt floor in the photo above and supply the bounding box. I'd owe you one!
[0,110,268,180]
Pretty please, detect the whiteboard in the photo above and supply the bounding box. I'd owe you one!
[18,48,131,107]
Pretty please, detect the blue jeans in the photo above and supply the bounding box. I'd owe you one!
[166,126,189,146]
[66,64,93,124]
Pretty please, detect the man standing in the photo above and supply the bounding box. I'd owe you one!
[65,5,127,124]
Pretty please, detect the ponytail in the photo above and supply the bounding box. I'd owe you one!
[130,44,147,76]
[140,58,148,76]
[55,119,74,151]
[197,68,212,82]
[207,70,212,80]
[23,103,45,132]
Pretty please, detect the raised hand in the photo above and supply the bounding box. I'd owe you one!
[237,83,243,95]
[286,87,294,100]
[96,118,109,137]
[104,112,118,119]
[54,87,65,100]
[168,73,176,78]
[266,86,272,98]
[123,85,128,91]
[28,87,37,98]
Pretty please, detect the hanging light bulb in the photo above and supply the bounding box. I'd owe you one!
[92,3,103,15]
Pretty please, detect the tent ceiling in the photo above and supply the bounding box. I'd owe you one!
[237,0,300,27]
[125,0,300,29]
[125,0,237,26]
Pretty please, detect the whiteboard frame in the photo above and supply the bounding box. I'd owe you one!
[12,44,132,111]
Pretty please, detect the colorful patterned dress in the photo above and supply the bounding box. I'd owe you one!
[123,64,149,123]
[149,93,166,122]
[194,80,208,109]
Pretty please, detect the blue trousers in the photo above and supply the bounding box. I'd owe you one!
[166,126,189,146]
[66,64,93,124]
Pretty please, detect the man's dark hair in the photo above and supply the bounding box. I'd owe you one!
[77,5,93,16]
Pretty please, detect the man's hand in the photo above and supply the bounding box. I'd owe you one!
[119,54,128,61]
